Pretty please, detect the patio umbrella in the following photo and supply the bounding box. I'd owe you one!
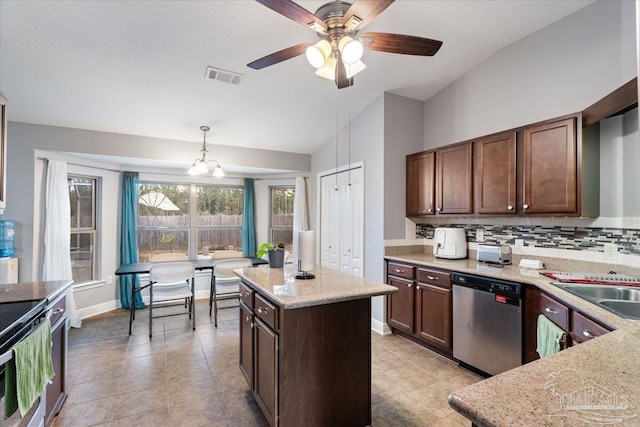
[138,191,180,211]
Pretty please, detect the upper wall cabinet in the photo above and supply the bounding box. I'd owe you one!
[406,142,473,217]
[474,131,516,214]
[406,151,435,216]
[436,142,473,215]
[521,116,578,214]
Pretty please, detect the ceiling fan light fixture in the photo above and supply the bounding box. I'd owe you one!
[338,36,364,65]
[306,40,332,69]
[345,60,366,79]
[315,55,337,80]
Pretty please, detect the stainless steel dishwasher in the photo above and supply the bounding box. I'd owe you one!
[452,272,523,376]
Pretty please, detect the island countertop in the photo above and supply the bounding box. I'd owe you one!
[0,279,73,303]
[385,253,640,426]
[235,265,397,309]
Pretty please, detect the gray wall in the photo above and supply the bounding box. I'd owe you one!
[383,93,424,240]
[423,0,637,149]
[311,94,386,323]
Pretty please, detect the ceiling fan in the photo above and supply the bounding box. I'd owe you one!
[247,0,443,89]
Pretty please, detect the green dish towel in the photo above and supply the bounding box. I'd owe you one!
[536,314,566,359]
[4,318,55,419]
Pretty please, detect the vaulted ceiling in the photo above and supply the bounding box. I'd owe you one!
[1,0,594,158]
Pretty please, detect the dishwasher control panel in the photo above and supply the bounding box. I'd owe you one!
[451,272,522,300]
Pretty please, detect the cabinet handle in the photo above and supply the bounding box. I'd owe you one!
[436,207,441,212]
[407,283,412,288]
[544,307,558,315]
[523,204,529,210]
[52,308,65,314]
[257,307,268,314]
[427,275,438,281]
[394,268,405,273]
[428,208,433,213]
[245,316,252,322]
[582,329,596,339]
[241,291,251,297]
[507,205,513,211]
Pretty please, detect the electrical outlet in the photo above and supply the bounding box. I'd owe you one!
[106,275,113,285]
[515,239,524,249]
[604,243,618,261]
[476,228,485,242]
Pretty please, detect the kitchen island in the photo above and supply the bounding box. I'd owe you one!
[385,252,640,427]
[234,265,397,427]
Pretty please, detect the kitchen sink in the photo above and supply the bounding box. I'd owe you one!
[552,283,640,321]
[598,300,640,319]
[557,284,640,301]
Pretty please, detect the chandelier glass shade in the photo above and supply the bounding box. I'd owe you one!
[306,36,365,81]
[187,125,225,177]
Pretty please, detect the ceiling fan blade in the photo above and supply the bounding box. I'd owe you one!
[342,0,395,32]
[255,0,327,33]
[359,32,443,56]
[335,55,354,89]
[247,42,312,70]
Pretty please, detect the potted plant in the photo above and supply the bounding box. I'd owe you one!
[257,242,286,268]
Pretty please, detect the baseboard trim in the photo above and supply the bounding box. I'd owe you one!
[76,300,120,320]
[371,318,392,335]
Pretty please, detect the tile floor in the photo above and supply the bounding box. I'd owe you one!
[53,300,481,427]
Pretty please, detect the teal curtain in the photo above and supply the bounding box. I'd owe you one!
[120,172,145,310]
[242,178,257,257]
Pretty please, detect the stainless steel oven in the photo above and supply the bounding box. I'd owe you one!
[0,299,48,427]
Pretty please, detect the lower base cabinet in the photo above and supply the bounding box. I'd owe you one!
[45,294,68,427]
[239,283,372,427]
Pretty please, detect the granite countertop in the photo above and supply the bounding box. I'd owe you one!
[235,265,397,309]
[0,280,73,303]
[385,253,640,426]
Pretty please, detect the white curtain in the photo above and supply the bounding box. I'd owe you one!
[43,160,81,328]
[292,176,309,266]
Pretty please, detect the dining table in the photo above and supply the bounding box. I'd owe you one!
[115,257,267,334]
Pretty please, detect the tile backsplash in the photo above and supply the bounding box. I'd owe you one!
[416,223,640,256]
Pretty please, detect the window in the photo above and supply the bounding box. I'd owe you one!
[196,185,244,254]
[69,175,97,282]
[137,184,190,261]
[137,183,244,259]
[270,186,294,251]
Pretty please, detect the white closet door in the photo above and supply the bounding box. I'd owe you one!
[320,167,364,277]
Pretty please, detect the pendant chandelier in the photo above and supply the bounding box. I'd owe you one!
[187,125,225,177]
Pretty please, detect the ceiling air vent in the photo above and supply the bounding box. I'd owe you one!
[205,66,243,85]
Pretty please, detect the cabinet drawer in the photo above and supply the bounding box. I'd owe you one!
[539,293,569,331]
[572,311,609,344]
[417,268,451,289]
[48,294,67,327]
[388,262,415,280]
[255,293,278,331]
[239,282,254,310]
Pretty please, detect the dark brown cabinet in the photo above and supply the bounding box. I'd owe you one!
[524,287,611,364]
[571,310,609,345]
[239,302,254,387]
[240,281,372,426]
[254,319,277,425]
[415,268,452,350]
[387,262,415,333]
[406,151,435,216]
[521,116,577,214]
[474,131,516,214]
[387,262,452,354]
[436,142,473,214]
[45,294,68,427]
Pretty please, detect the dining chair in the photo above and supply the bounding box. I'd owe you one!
[210,258,252,326]
[147,261,195,338]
